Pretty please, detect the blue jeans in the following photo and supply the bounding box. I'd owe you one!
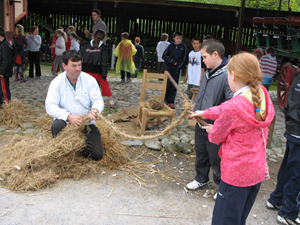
[14,64,25,73]
[268,133,300,220]
[212,180,261,225]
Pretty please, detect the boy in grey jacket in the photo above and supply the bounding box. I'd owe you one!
[187,39,233,197]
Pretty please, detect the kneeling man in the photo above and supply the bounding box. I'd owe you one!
[45,50,104,161]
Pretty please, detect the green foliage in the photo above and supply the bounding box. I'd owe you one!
[168,0,300,11]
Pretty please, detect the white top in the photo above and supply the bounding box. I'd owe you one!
[55,36,66,56]
[187,50,202,86]
[45,71,104,125]
[156,41,170,62]
[27,35,41,52]
[70,39,80,51]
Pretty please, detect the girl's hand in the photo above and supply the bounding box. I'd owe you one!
[203,124,213,133]
[25,32,29,38]
[189,110,205,119]
[31,34,34,39]
[49,45,55,48]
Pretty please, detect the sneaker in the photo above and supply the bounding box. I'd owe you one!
[110,99,118,108]
[213,193,217,201]
[186,180,209,191]
[121,79,125,83]
[266,200,281,210]
[277,215,300,225]
[169,103,175,109]
[126,78,132,82]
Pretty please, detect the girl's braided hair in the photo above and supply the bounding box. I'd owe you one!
[227,52,266,121]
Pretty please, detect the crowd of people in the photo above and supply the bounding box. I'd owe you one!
[0,7,299,225]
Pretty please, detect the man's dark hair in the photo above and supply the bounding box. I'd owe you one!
[121,32,129,39]
[62,50,82,65]
[0,27,5,37]
[203,35,213,40]
[192,37,200,42]
[173,31,183,38]
[92,9,101,16]
[200,39,225,59]
[266,47,274,55]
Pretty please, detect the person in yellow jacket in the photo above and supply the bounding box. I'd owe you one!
[113,32,137,83]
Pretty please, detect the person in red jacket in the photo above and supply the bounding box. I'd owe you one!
[190,52,275,225]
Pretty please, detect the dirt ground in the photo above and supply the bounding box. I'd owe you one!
[0,67,289,225]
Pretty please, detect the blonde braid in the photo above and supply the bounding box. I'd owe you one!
[250,77,266,121]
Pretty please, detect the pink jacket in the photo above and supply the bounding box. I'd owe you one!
[204,85,275,187]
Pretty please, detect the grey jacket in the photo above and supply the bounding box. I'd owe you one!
[193,63,233,123]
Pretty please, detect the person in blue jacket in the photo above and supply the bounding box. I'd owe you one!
[162,31,187,109]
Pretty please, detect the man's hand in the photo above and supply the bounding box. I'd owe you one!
[183,76,188,83]
[0,74,4,78]
[88,109,98,121]
[84,29,90,35]
[189,110,205,120]
[67,114,83,127]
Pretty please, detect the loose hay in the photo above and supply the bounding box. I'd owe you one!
[148,95,165,110]
[0,115,129,191]
[0,99,31,129]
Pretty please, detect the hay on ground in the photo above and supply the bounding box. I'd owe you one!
[0,99,31,129]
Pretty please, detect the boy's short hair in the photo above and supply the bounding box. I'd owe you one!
[200,39,225,59]
[135,37,140,43]
[92,9,101,16]
[161,33,169,41]
[121,32,129,39]
[266,47,274,55]
[0,27,5,37]
[62,50,82,65]
[173,31,183,38]
[192,37,201,42]
[203,35,213,40]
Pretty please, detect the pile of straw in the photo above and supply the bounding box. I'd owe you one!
[148,95,165,110]
[0,114,129,191]
[0,99,31,129]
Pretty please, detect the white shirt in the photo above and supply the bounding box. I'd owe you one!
[70,39,80,51]
[187,50,202,86]
[45,71,104,124]
[55,36,66,55]
[156,41,170,62]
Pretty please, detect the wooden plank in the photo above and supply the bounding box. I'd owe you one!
[146,83,164,90]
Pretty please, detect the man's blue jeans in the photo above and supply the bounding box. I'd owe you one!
[268,133,300,219]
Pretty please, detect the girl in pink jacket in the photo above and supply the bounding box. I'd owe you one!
[190,52,275,225]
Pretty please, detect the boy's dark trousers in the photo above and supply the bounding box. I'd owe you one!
[120,70,131,80]
[212,180,261,225]
[0,76,11,106]
[164,68,181,104]
[194,123,221,185]
[268,133,300,220]
[51,119,103,161]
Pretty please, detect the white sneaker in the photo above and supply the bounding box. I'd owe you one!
[277,215,300,225]
[213,193,217,201]
[186,180,209,191]
[266,200,281,210]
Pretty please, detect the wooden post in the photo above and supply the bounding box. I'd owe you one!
[236,0,245,53]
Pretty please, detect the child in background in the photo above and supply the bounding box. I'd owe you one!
[162,31,187,109]
[156,33,170,74]
[132,37,144,78]
[80,29,117,108]
[184,37,206,99]
[260,47,277,91]
[49,29,66,76]
[70,32,80,51]
[113,32,137,83]
[190,52,275,225]
[66,25,76,50]
[186,39,232,196]
[266,75,300,225]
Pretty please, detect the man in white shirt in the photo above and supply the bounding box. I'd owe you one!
[45,50,104,161]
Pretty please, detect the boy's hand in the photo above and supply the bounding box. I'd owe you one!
[183,76,187,83]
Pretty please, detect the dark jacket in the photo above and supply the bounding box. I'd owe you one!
[133,44,144,62]
[162,41,187,71]
[193,57,233,124]
[0,38,14,78]
[284,75,300,136]
[13,34,28,65]
[80,42,109,78]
